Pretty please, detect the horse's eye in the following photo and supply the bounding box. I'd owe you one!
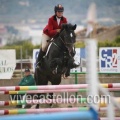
[70,33,73,37]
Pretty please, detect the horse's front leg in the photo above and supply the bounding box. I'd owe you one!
[64,68,70,77]
[67,56,80,69]
[49,58,62,74]
[63,57,79,78]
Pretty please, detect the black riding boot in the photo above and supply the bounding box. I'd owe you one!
[36,50,46,68]
[68,57,79,69]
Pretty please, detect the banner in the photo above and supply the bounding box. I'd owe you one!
[99,47,120,73]
[33,49,40,72]
[0,50,16,79]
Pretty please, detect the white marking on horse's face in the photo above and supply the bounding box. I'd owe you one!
[70,33,73,37]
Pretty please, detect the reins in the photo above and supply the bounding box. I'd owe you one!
[47,28,75,57]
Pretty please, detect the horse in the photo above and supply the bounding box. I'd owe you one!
[34,23,77,108]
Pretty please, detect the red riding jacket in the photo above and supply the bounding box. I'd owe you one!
[43,15,67,38]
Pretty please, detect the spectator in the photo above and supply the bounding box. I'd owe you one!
[11,68,35,108]
[19,68,35,86]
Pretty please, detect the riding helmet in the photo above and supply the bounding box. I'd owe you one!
[54,4,64,12]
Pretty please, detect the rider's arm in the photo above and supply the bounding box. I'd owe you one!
[47,17,67,36]
[47,18,58,36]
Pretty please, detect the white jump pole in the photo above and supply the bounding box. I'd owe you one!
[86,39,99,111]
[85,3,99,112]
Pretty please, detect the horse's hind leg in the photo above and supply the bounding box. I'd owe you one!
[35,93,47,109]
[49,75,62,107]
[51,75,61,85]
[35,73,49,109]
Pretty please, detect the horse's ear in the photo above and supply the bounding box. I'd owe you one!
[72,24,77,30]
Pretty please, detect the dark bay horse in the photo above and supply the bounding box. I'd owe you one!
[34,23,77,108]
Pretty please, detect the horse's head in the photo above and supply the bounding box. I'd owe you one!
[59,23,77,52]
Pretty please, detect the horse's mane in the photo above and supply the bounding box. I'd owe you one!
[53,24,67,39]
[53,32,60,39]
[53,27,64,39]
[53,23,76,39]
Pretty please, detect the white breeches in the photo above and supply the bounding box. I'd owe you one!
[41,33,51,52]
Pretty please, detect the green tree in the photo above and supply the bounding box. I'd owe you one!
[1,38,40,59]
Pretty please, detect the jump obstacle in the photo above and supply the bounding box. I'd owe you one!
[1,72,120,118]
[1,83,120,116]
[1,113,120,120]
[1,87,120,95]
[0,110,96,120]
[1,98,120,107]
[1,67,120,118]
[0,107,119,115]
[0,83,120,91]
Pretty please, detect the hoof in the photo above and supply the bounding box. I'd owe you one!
[71,63,80,69]
[68,105,72,108]
[62,74,68,79]
[35,104,39,109]
[49,103,53,108]
[15,105,22,108]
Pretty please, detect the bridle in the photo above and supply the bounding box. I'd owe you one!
[52,29,75,57]
[58,29,75,45]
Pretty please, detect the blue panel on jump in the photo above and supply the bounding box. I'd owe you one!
[1,111,93,120]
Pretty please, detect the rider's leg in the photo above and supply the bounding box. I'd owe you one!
[41,34,51,52]
[36,49,46,67]
[36,34,50,67]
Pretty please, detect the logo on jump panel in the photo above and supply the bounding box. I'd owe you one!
[101,49,117,68]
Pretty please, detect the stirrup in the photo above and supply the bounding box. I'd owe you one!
[35,61,41,68]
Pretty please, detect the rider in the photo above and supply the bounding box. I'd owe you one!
[36,4,78,69]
